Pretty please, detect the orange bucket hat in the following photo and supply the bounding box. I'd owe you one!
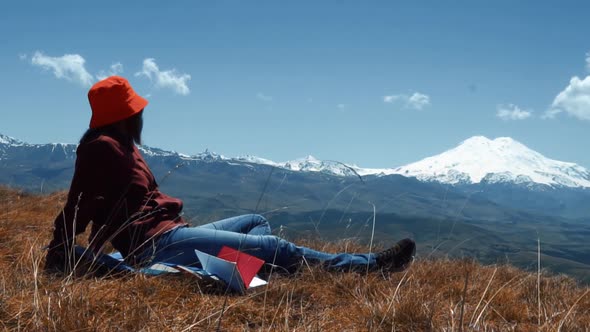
[88,76,148,129]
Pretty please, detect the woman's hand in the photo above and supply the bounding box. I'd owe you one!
[44,247,92,277]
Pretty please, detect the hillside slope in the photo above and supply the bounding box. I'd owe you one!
[0,187,588,331]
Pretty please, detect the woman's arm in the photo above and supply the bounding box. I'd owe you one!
[45,138,130,273]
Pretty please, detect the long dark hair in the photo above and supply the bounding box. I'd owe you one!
[80,111,144,146]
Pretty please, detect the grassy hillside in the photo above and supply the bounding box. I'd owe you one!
[0,187,588,331]
[265,209,590,283]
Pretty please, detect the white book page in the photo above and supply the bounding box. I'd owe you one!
[249,276,268,288]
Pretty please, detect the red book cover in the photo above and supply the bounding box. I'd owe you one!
[217,246,265,289]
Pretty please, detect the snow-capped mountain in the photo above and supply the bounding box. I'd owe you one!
[0,134,25,146]
[237,155,362,177]
[138,146,228,161]
[390,136,590,188]
[236,155,281,167]
[0,134,76,161]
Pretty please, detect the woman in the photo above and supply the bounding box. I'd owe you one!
[45,76,416,275]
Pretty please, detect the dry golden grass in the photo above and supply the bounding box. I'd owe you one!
[0,186,589,331]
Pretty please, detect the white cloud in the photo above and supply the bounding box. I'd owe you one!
[586,52,590,72]
[135,58,191,95]
[256,92,273,102]
[31,51,94,87]
[383,92,431,110]
[383,95,400,103]
[96,62,124,80]
[546,76,590,120]
[407,92,430,110]
[496,104,532,121]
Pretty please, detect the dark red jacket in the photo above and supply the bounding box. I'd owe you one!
[48,132,188,261]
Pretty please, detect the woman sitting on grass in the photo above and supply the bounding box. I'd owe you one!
[45,76,416,276]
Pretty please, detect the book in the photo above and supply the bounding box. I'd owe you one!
[195,246,267,293]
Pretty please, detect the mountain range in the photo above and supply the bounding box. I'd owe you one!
[237,136,590,189]
[1,133,589,281]
[3,133,590,187]
[3,133,590,218]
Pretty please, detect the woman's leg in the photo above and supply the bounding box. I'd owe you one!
[147,226,375,273]
[197,214,271,236]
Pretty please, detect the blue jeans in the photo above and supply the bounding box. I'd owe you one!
[139,214,376,273]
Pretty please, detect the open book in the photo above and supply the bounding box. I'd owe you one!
[195,246,267,294]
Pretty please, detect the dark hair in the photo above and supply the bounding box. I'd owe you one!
[80,111,143,146]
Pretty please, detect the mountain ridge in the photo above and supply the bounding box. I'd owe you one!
[3,133,589,189]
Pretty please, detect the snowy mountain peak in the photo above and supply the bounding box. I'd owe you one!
[279,155,363,176]
[235,154,357,176]
[392,136,590,188]
[137,145,178,158]
[194,150,227,161]
[284,155,322,171]
[459,136,529,153]
[302,155,320,162]
[236,155,279,166]
[0,134,25,146]
[138,146,228,161]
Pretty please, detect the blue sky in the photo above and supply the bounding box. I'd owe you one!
[1,1,590,168]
